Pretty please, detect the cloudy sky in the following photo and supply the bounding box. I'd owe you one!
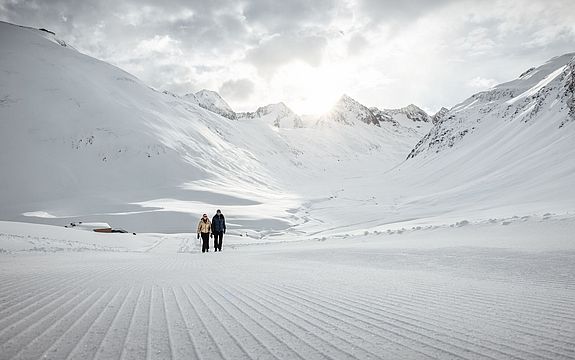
[1,0,574,115]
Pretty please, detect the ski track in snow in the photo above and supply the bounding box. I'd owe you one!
[0,246,574,360]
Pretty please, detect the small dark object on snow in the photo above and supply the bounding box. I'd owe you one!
[66,222,135,234]
[39,28,56,35]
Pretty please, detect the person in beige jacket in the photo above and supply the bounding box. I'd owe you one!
[197,214,212,253]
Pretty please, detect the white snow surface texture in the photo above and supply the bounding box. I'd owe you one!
[1,21,575,360]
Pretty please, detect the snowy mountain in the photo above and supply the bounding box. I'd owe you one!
[373,52,575,224]
[189,89,236,119]
[182,90,303,128]
[316,94,380,126]
[371,104,433,132]
[237,102,303,128]
[388,104,432,122]
[408,53,575,159]
[313,94,432,136]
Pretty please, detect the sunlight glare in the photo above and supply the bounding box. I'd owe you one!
[272,62,343,116]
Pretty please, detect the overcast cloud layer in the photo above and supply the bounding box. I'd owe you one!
[1,0,574,114]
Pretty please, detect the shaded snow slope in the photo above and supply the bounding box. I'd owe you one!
[0,21,297,232]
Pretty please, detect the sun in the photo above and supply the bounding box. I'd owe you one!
[294,91,341,116]
[272,62,344,116]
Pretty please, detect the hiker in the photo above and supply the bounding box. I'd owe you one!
[211,209,226,251]
[197,213,211,253]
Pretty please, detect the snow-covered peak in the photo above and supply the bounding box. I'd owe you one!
[386,104,431,123]
[369,104,432,133]
[193,89,236,119]
[317,94,380,126]
[238,102,303,128]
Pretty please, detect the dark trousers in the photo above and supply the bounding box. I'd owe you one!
[201,232,210,252]
[213,231,223,251]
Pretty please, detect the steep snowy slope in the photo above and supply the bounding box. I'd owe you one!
[0,21,299,232]
[398,53,575,215]
[409,53,575,158]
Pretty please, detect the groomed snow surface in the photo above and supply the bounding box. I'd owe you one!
[1,215,574,360]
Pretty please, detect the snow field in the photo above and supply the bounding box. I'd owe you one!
[1,217,574,360]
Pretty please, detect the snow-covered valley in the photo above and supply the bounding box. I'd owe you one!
[1,20,575,359]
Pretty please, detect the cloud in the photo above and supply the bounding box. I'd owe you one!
[467,77,499,89]
[1,0,575,115]
[357,0,456,26]
[242,0,338,33]
[347,34,369,56]
[457,27,497,57]
[219,78,255,101]
[135,35,183,56]
[246,34,328,76]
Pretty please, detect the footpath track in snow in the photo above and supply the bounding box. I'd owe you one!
[0,240,574,360]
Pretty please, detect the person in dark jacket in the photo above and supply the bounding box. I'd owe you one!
[211,209,226,251]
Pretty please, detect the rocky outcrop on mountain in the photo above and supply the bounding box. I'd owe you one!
[237,102,303,128]
[561,58,575,128]
[370,108,399,126]
[432,107,449,124]
[317,94,380,126]
[407,53,575,159]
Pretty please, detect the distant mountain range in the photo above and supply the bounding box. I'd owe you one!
[169,85,432,133]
